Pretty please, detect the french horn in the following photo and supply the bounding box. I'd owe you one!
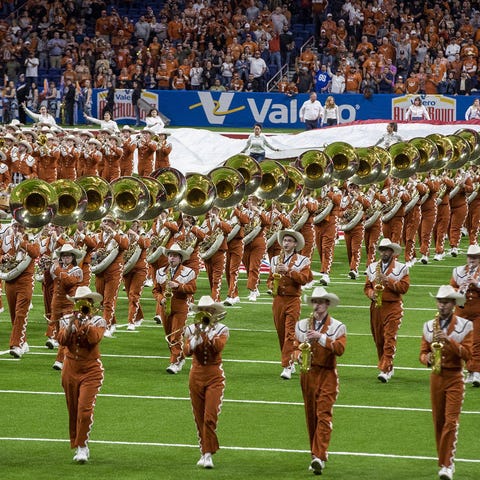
[76,176,113,222]
[110,176,150,221]
[51,179,88,226]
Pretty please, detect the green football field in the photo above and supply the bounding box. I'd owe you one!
[0,237,479,480]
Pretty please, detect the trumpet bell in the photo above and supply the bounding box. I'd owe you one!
[446,134,471,170]
[178,173,216,216]
[295,150,333,188]
[370,146,392,183]
[350,147,381,185]
[323,142,359,180]
[209,166,246,208]
[255,160,289,200]
[9,179,58,228]
[110,176,150,221]
[388,142,420,178]
[138,176,168,220]
[277,165,305,204]
[51,179,88,226]
[426,133,453,170]
[409,137,439,173]
[454,128,480,165]
[76,176,113,222]
[223,154,262,195]
[151,167,187,209]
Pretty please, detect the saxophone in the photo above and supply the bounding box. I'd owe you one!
[431,313,443,375]
[164,267,173,317]
[374,261,385,308]
[298,313,314,374]
[272,249,285,296]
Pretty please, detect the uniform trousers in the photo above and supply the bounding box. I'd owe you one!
[189,364,225,455]
[466,197,480,245]
[382,215,404,245]
[344,223,364,272]
[204,250,226,302]
[419,203,437,256]
[369,300,403,373]
[124,261,147,324]
[242,235,266,291]
[448,203,468,249]
[62,358,104,448]
[272,295,301,367]
[6,272,34,349]
[225,238,244,298]
[301,366,338,461]
[403,206,421,262]
[300,222,315,259]
[42,271,55,338]
[163,299,188,363]
[456,305,480,373]
[434,203,450,254]
[364,220,382,267]
[95,261,123,327]
[430,370,464,469]
[314,218,337,273]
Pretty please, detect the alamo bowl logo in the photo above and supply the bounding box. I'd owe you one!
[392,95,455,122]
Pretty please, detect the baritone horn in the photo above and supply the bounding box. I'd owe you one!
[110,176,150,221]
[178,172,216,215]
[209,166,246,208]
[151,167,187,209]
[76,176,113,222]
[51,179,88,226]
[295,150,333,188]
[255,160,289,200]
[324,142,359,180]
[9,179,58,228]
[223,154,262,195]
[388,142,420,178]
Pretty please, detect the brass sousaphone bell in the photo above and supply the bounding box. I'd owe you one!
[223,154,262,196]
[138,176,168,220]
[277,165,305,204]
[295,150,333,188]
[388,142,421,178]
[76,176,113,222]
[209,166,246,208]
[445,134,471,170]
[408,137,439,173]
[151,167,187,209]
[323,142,359,180]
[110,176,150,221]
[254,160,289,200]
[370,146,392,182]
[454,128,480,165]
[425,133,453,170]
[178,173,216,216]
[9,179,58,228]
[350,147,382,185]
[51,179,88,226]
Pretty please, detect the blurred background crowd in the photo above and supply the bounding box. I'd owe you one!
[1,0,480,124]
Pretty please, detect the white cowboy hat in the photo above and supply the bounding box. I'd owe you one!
[164,243,191,261]
[54,243,83,260]
[466,244,480,256]
[142,128,155,135]
[305,286,340,308]
[433,285,465,307]
[64,134,80,144]
[277,229,305,252]
[109,135,123,145]
[67,285,103,304]
[102,214,118,224]
[191,295,226,316]
[377,238,402,256]
[156,129,171,137]
[88,138,102,147]
[79,130,94,138]
[122,125,135,133]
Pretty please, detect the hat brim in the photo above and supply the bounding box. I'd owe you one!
[277,230,305,252]
[55,247,84,260]
[67,291,103,303]
[430,291,466,307]
[164,248,191,262]
[378,243,402,256]
[305,293,339,308]
[191,303,226,315]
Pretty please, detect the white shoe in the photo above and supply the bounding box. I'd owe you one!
[0,307,4,314]
[420,255,428,264]
[21,342,29,354]
[223,297,233,306]
[45,338,59,349]
[377,370,392,383]
[472,371,480,387]
[405,260,415,268]
[439,466,453,480]
[127,324,135,331]
[311,457,325,475]
[9,346,23,358]
[248,290,258,302]
[303,280,315,289]
[451,247,458,257]
[196,455,205,467]
[433,253,444,261]
[465,372,474,383]
[154,315,163,324]
[74,446,89,464]
[203,453,214,469]
[134,318,143,326]
[280,364,295,380]
[144,278,153,287]
[109,324,117,334]
[230,296,240,304]
[166,363,179,374]
[319,273,330,286]
[175,358,185,372]
[52,361,63,370]
[348,270,358,280]
[103,328,113,338]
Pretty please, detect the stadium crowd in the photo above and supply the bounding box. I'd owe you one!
[2,0,480,122]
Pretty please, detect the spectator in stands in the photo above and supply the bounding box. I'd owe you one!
[314,64,331,95]
[328,64,346,94]
[235,53,250,83]
[47,31,66,69]
[229,71,244,92]
[249,50,267,92]
[279,24,295,68]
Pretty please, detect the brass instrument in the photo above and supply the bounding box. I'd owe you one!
[298,313,314,374]
[272,248,285,296]
[110,176,150,221]
[178,172,216,216]
[295,150,333,188]
[255,160,289,200]
[76,176,113,222]
[370,146,392,182]
[431,313,443,375]
[446,134,471,170]
[350,147,382,185]
[194,309,226,333]
[388,142,420,178]
[223,154,262,195]
[209,166,246,208]
[454,128,480,165]
[426,134,453,170]
[151,167,187,208]
[324,142,359,180]
[277,165,304,205]
[74,299,98,317]
[51,179,88,226]
[409,137,439,173]
[9,179,58,228]
[459,264,478,295]
[138,176,168,221]
[164,267,173,317]
[374,261,385,308]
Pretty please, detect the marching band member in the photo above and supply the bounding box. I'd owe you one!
[11,140,36,185]
[50,243,84,370]
[199,206,232,302]
[73,220,97,287]
[340,182,370,279]
[101,134,123,182]
[123,220,149,331]
[35,132,59,182]
[314,185,341,285]
[154,244,197,374]
[364,238,410,383]
[137,128,158,176]
[1,133,16,171]
[448,169,473,257]
[176,213,205,276]
[289,189,317,260]
[1,220,40,358]
[154,131,172,171]
[265,201,291,262]
[419,286,472,480]
[466,165,480,245]
[433,171,455,261]
[267,229,313,380]
[295,286,346,476]
[92,215,129,337]
[58,286,106,464]
[78,138,102,177]
[418,172,440,263]
[363,184,385,269]
[0,151,12,189]
[381,177,410,245]
[119,126,137,176]
[243,195,270,301]
[57,135,79,180]
[183,296,229,469]
[224,206,250,306]
[450,244,480,387]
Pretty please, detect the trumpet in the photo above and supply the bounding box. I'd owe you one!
[431,313,443,375]
[194,310,217,334]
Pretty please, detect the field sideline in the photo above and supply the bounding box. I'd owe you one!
[0,237,479,480]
